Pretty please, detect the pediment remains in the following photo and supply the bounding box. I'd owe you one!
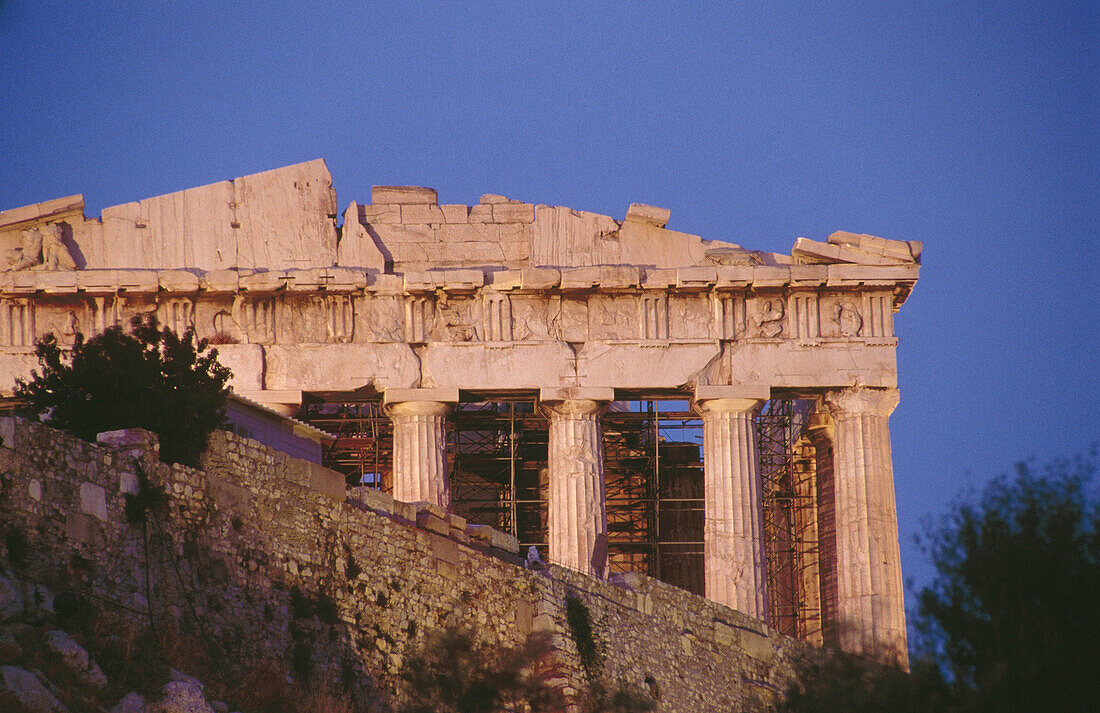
[0,159,919,401]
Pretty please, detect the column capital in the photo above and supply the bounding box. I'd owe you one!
[539,387,614,419]
[692,385,769,417]
[541,399,610,419]
[539,386,615,404]
[383,387,460,406]
[823,387,900,417]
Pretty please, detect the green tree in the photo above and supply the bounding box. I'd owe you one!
[14,313,232,467]
[399,626,564,713]
[914,450,1099,712]
[779,449,1099,713]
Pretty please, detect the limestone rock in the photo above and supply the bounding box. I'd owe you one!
[0,629,21,663]
[151,678,215,713]
[0,665,68,712]
[45,630,107,688]
[0,573,23,622]
[111,692,148,713]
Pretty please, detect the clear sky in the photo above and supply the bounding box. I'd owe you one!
[2,1,1096,643]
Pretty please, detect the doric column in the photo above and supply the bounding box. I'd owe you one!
[823,387,907,667]
[694,386,770,621]
[540,387,613,578]
[383,388,458,510]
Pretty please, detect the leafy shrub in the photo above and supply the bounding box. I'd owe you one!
[15,313,231,467]
[399,626,562,713]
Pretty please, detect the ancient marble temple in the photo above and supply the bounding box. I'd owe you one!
[0,159,920,666]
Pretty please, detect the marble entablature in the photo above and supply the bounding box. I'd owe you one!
[0,159,922,666]
[0,159,919,402]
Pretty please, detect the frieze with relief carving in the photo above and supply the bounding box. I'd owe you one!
[588,294,637,341]
[752,298,785,338]
[669,294,714,340]
[3,224,78,272]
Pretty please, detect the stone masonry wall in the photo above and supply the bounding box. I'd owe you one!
[0,416,808,711]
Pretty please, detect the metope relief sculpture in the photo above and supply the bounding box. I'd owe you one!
[54,311,80,346]
[669,295,713,340]
[832,300,863,337]
[753,298,785,338]
[589,294,637,341]
[233,296,276,345]
[549,297,589,343]
[510,296,552,342]
[3,224,77,272]
[359,296,404,343]
[211,310,243,344]
[435,296,479,342]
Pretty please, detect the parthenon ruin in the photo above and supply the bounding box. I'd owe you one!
[0,159,919,666]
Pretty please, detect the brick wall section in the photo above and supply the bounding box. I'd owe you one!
[0,417,808,711]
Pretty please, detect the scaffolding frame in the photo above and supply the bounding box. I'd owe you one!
[448,399,549,552]
[298,397,393,489]
[602,400,706,595]
[756,398,823,642]
[298,392,825,644]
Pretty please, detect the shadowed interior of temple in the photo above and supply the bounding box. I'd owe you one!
[296,391,828,643]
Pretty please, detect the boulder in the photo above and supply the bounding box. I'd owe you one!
[45,630,107,687]
[111,692,148,713]
[0,573,23,622]
[0,665,68,712]
[152,678,215,713]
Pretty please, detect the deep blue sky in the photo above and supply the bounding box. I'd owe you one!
[2,1,1096,638]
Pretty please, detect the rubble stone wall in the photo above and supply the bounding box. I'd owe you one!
[0,416,807,711]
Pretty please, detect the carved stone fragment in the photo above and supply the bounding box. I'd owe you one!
[589,294,636,341]
[549,297,588,343]
[3,224,77,272]
[435,296,479,342]
[753,298,785,338]
[832,300,863,337]
[359,296,404,342]
[233,295,276,345]
[669,295,712,340]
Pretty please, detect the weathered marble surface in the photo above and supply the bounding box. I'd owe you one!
[542,389,613,578]
[0,163,920,669]
[823,387,908,666]
[695,387,770,621]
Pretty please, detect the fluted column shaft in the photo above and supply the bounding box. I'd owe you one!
[385,400,453,509]
[542,398,610,578]
[696,396,768,621]
[824,387,907,667]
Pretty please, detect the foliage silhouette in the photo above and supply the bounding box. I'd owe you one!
[778,652,948,713]
[399,626,563,713]
[15,313,231,467]
[914,450,1099,713]
[778,449,1099,713]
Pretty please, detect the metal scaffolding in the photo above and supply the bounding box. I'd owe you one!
[298,396,393,490]
[298,392,826,645]
[448,399,549,553]
[602,400,705,595]
[756,398,823,643]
